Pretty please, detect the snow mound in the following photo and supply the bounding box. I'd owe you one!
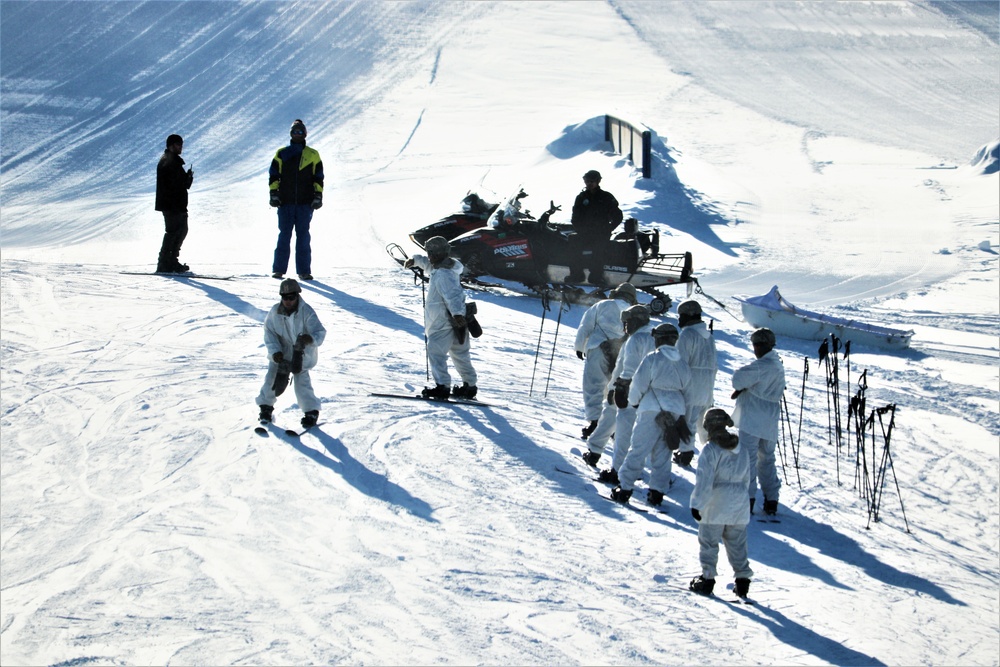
[970,139,1000,175]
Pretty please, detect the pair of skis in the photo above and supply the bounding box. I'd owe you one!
[368,392,496,408]
[254,420,318,438]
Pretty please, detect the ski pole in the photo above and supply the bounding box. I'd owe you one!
[529,298,550,397]
[544,290,568,397]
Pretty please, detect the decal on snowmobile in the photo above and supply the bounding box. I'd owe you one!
[492,242,531,259]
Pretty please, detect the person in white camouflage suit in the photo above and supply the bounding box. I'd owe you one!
[688,408,754,598]
[732,328,786,516]
[674,299,718,467]
[573,283,636,465]
[594,305,656,487]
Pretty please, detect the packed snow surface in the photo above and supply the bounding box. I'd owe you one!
[1,2,998,665]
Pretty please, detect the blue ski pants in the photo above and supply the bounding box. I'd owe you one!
[273,204,313,275]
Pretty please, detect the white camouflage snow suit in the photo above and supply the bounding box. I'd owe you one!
[618,345,691,494]
[732,349,786,504]
[573,296,628,422]
[256,298,327,413]
[411,254,477,389]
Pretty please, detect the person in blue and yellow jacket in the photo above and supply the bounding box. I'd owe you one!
[269,119,324,280]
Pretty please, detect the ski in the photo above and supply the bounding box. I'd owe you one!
[286,422,323,438]
[253,421,321,437]
[121,271,234,281]
[369,392,495,408]
[600,493,649,513]
[665,581,756,604]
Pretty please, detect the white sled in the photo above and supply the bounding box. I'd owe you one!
[735,286,914,351]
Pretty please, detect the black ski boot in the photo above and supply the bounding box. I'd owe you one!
[452,383,478,400]
[689,576,715,596]
[421,384,450,399]
[301,410,319,428]
[735,577,751,598]
[582,450,601,467]
[763,499,778,516]
[672,450,694,467]
[647,489,664,506]
[610,485,632,504]
[597,467,619,485]
[581,420,598,440]
[258,404,274,423]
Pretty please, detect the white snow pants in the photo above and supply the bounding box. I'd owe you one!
[610,405,637,472]
[256,364,320,414]
[427,327,477,388]
[581,349,613,421]
[741,431,781,502]
[697,522,753,580]
[617,410,674,493]
[586,396,617,456]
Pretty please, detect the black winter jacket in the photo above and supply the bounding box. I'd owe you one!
[155,150,192,212]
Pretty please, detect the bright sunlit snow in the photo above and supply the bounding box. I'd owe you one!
[1,1,998,665]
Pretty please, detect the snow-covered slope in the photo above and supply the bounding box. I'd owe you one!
[2,2,998,665]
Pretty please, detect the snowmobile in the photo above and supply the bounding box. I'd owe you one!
[396,188,693,314]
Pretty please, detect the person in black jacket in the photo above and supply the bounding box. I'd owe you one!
[269,119,324,281]
[155,134,194,273]
[566,170,623,286]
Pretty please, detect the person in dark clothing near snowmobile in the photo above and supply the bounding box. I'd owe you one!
[154,134,194,273]
[566,170,623,286]
[269,119,324,281]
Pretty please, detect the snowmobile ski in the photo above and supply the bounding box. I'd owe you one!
[369,392,495,408]
[121,271,234,281]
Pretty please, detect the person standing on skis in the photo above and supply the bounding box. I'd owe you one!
[154,133,194,273]
[612,321,691,507]
[256,278,327,429]
[674,299,719,467]
[594,304,657,487]
[732,328,786,516]
[404,236,479,400]
[688,408,754,598]
[269,119,324,281]
[574,283,636,463]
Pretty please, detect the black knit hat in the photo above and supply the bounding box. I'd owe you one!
[166,134,183,147]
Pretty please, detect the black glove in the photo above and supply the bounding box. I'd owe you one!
[675,416,692,443]
[613,379,630,409]
[731,389,743,400]
[272,351,284,364]
[270,192,280,208]
[186,168,194,185]
[691,508,702,522]
[294,333,313,351]
[576,350,585,361]
[312,193,323,210]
